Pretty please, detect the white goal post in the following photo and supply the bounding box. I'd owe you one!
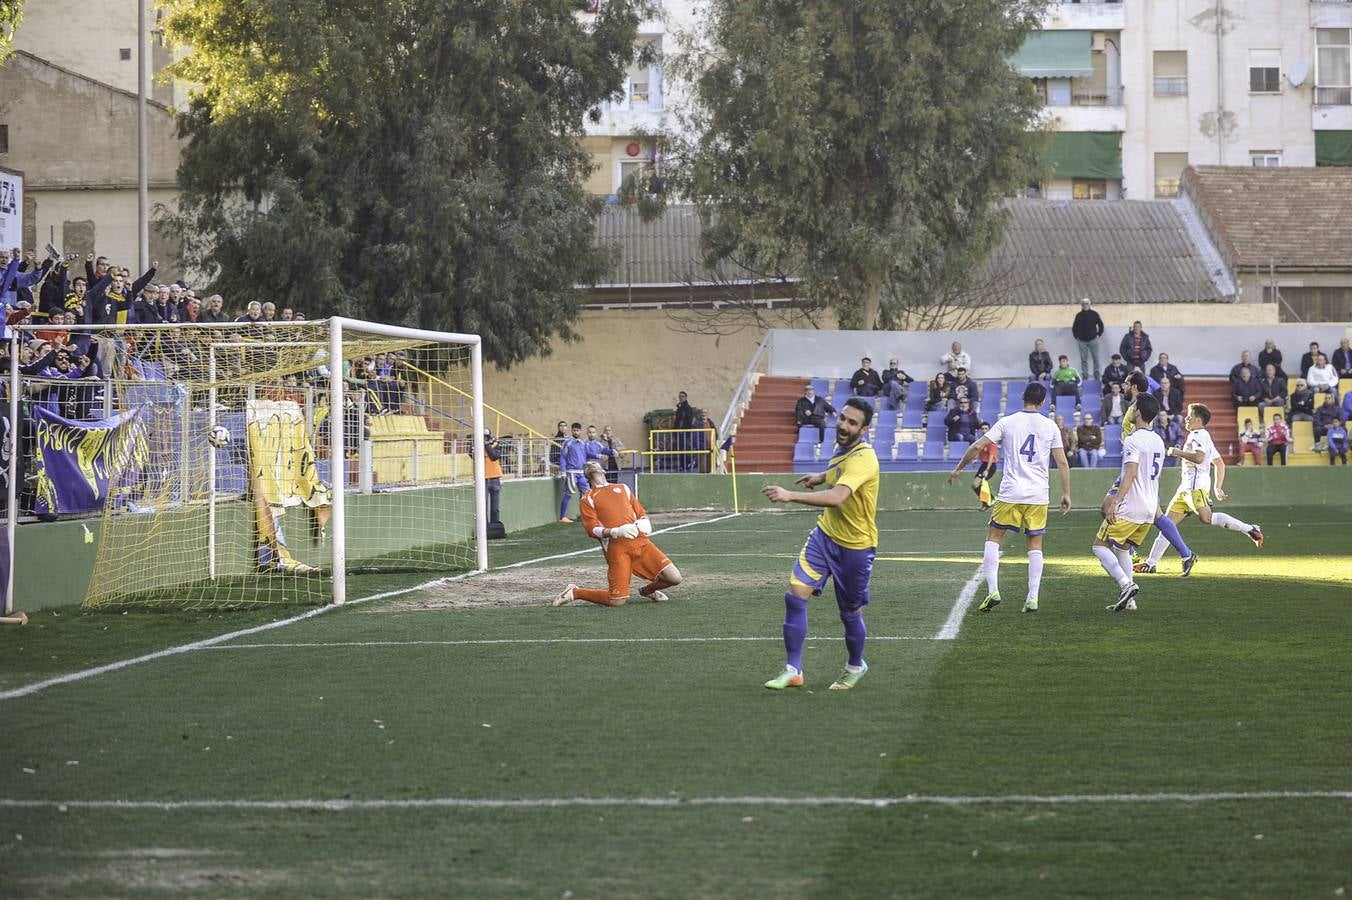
[3,317,488,612]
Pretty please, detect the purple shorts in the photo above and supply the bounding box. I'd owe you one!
[791,526,876,610]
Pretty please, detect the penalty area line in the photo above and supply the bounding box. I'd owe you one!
[0,512,742,703]
[4,790,1351,812]
[206,635,934,650]
[935,566,984,641]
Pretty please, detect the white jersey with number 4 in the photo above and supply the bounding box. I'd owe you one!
[1117,429,1165,524]
[984,410,1063,505]
[1179,427,1218,493]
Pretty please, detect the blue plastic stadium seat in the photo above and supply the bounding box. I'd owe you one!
[904,389,927,411]
[792,441,817,462]
[214,463,248,495]
[1105,425,1123,455]
[797,425,820,443]
[925,421,946,441]
[810,378,829,396]
[1055,395,1078,419]
[949,441,971,460]
[900,408,924,428]
[876,408,898,430]
[923,440,945,460]
[896,442,919,461]
[1083,379,1101,398]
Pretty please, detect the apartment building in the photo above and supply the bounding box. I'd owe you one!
[1018,0,1352,201]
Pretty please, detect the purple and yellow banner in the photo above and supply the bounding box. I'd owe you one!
[32,406,149,515]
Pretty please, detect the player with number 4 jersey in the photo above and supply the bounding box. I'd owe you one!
[1094,393,1165,611]
[949,382,1071,614]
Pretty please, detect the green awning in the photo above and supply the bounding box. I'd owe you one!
[1043,132,1122,179]
[1316,130,1352,167]
[1009,31,1093,79]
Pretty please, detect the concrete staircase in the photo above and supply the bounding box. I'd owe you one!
[729,375,807,473]
[1185,377,1240,465]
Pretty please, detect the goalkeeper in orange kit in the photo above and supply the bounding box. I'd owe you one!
[552,462,683,607]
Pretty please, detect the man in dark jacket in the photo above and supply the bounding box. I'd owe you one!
[794,384,836,443]
[1028,339,1053,382]
[1229,350,1256,385]
[880,357,913,409]
[850,357,882,397]
[1119,321,1152,370]
[1148,353,1184,399]
[1257,364,1287,422]
[1072,297,1105,379]
[944,398,979,442]
[1153,376,1183,421]
[1101,353,1130,394]
[1232,367,1261,405]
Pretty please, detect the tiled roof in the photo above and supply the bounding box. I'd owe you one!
[592,199,1225,303]
[1183,166,1352,271]
[984,198,1225,304]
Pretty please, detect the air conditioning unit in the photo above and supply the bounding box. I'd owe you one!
[1092,32,1107,52]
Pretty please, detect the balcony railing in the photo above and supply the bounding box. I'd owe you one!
[1153,76,1188,97]
[1315,85,1352,105]
[1064,87,1124,106]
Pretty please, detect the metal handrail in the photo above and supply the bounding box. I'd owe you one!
[719,330,773,441]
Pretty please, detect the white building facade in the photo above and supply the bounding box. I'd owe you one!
[1020,0,1352,201]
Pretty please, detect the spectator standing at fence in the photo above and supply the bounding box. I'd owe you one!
[1265,414,1290,465]
[1028,339,1053,382]
[1258,338,1284,379]
[944,398,979,442]
[1101,353,1130,395]
[1327,417,1349,465]
[483,429,503,524]
[584,425,615,466]
[1100,381,1127,425]
[1232,367,1261,406]
[795,383,836,443]
[549,420,566,471]
[236,300,263,326]
[601,425,624,483]
[1299,342,1322,381]
[1119,321,1152,371]
[1077,413,1104,468]
[558,422,588,522]
[1237,419,1262,466]
[1308,353,1338,398]
[926,372,953,412]
[880,357,913,410]
[1332,338,1352,379]
[1258,364,1287,423]
[850,357,883,397]
[1051,355,1082,403]
[262,302,277,322]
[941,341,971,377]
[1072,298,1105,379]
[201,295,228,323]
[674,391,696,430]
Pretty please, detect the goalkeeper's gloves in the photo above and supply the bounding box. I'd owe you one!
[609,522,640,540]
[636,516,652,535]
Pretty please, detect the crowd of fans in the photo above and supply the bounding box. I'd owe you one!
[789,300,1351,468]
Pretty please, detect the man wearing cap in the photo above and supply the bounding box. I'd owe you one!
[1071,297,1105,381]
[1102,353,1129,395]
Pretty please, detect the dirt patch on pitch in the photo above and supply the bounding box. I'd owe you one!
[375,564,609,611]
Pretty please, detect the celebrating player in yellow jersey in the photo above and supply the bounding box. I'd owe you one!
[761,398,880,691]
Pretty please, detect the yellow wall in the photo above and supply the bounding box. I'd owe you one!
[996,302,1279,329]
[581,136,655,196]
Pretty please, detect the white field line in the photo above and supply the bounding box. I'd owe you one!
[207,635,932,650]
[3,791,1350,812]
[492,512,742,569]
[0,513,742,702]
[935,566,984,641]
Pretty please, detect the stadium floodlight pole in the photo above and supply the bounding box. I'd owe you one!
[328,320,346,605]
[5,328,19,616]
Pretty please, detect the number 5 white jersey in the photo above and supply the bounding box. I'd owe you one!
[1117,429,1166,524]
[984,410,1063,505]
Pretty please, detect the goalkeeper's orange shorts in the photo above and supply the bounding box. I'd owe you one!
[601,539,673,600]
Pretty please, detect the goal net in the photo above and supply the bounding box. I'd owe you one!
[7,318,486,610]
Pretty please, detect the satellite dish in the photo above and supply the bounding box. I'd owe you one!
[1288,60,1309,87]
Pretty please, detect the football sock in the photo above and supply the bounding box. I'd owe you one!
[1115,548,1135,582]
[1146,534,1170,567]
[783,593,808,673]
[559,494,572,520]
[983,540,1001,596]
[1026,549,1044,600]
[639,579,665,596]
[1093,545,1131,587]
[1210,512,1253,533]
[840,607,867,668]
[1154,513,1192,558]
[572,587,623,606]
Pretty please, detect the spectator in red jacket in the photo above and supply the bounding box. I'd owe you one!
[1265,414,1290,466]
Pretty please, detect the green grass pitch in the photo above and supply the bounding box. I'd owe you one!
[2,504,1350,897]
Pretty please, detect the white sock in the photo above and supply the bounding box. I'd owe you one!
[1093,545,1130,586]
[1146,534,1169,567]
[1115,548,1135,583]
[983,541,1001,596]
[1027,550,1044,600]
[1210,512,1252,534]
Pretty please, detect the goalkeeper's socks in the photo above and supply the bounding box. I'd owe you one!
[559,495,572,520]
[573,587,622,606]
[1154,513,1191,559]
[783,592,808,672]
[839,607,866,669]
